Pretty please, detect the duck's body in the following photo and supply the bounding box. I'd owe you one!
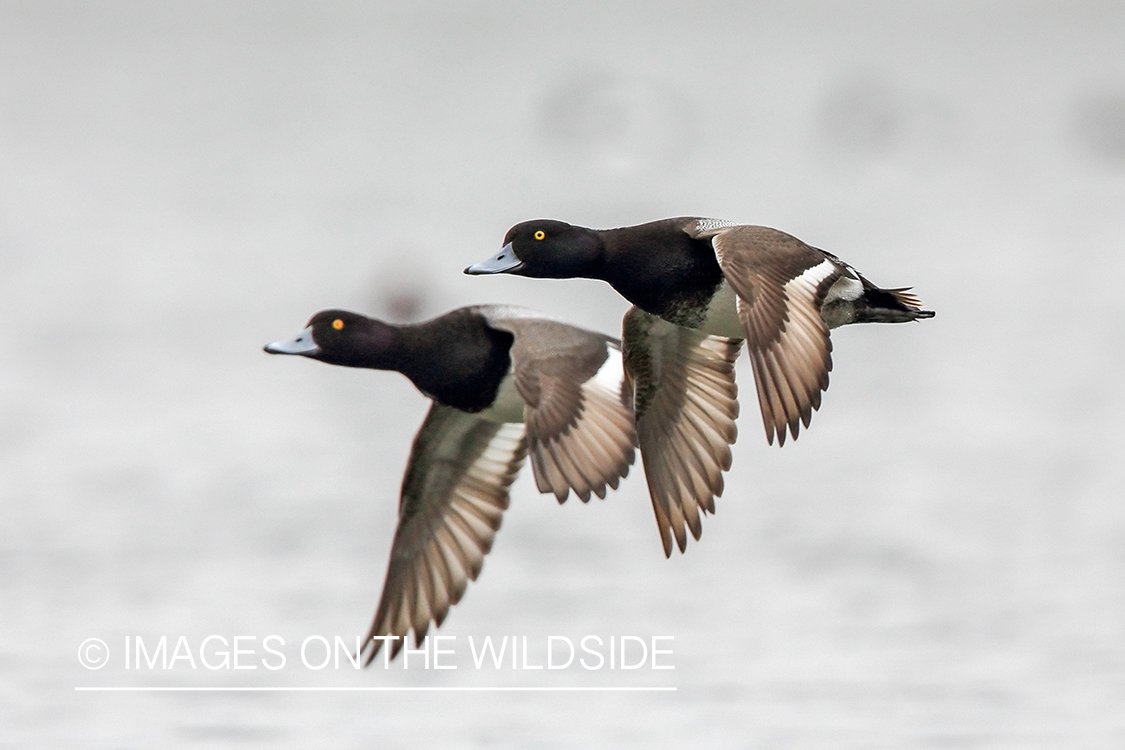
[265,305,635,662]
[467,217,934,556]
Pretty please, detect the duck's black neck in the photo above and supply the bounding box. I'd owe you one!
[599,221,725,326]
[395,309,514,413]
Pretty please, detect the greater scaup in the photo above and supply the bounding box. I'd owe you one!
[265,305,636,662]
[467,218,934,556]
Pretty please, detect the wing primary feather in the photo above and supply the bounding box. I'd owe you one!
[361,406,526,666]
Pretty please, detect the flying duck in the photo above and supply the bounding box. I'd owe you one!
[466,218,934,556]
[265,305,636,662]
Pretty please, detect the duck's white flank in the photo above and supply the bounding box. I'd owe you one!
[477,372,525,424]
[701,281,744,338]
[821,271,863,305]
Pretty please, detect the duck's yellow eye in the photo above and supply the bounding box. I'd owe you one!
[332,318,344,330]
[534,230,546,241]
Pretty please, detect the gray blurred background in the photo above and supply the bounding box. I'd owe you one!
[3,1,1124,747]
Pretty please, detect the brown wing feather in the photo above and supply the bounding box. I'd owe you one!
[712,226,835,446]
[489,314,636,504]
[361,403,527,665]
[623,306,742,557]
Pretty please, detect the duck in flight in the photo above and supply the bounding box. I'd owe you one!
[466,218,934,557]
[265,305,635,663]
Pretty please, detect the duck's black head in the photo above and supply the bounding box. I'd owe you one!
[465,219,603,279]
[264,309,399,369]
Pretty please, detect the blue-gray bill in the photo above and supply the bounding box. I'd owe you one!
[464,242,523,275]
[263,326,320,355]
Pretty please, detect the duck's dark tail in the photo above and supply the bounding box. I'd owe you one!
[858,284,935,323]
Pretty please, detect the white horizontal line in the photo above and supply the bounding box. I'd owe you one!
[75,686,677,693]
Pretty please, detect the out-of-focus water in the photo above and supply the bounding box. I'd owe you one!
[3,2,1124,747]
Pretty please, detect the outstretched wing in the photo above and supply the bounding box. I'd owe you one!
[361,403,527,664]
[489,313,636,503]
[708,225,837,446]
[622,306,742,557]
